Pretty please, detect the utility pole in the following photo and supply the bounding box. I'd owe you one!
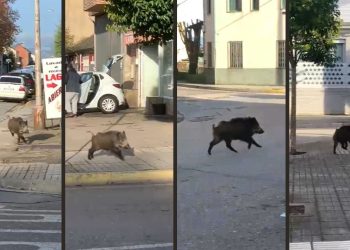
[34,0,45,129]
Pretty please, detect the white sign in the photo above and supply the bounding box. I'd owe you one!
[42,58,62,119]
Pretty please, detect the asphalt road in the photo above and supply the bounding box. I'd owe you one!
[0,190,61,249]
[177,87,286,250]
[65,184,173,250]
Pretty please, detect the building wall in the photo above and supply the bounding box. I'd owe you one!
[140,45,159,107]
[15,45,31,68]
[65,0,94,44]
[95,14,123,83]
[204,0,285,85]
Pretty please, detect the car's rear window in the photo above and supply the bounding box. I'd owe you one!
[0,77,22,84]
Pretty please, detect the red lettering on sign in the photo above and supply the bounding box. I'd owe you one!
[48,87,62,103]
[45,74,62,81]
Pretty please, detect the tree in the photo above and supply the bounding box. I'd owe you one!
[54,24,74,57]
[178,20,203,74]
[0,0,20,52]
[289,0,340,154]
[105,0,173,45]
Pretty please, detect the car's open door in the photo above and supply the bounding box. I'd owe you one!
[79,73,93,104]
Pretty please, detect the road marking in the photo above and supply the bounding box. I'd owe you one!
[81,243,173,250]
[0,229,60,233]
[290,242,312,250]
[0,208,60,213]
[0,241,60,250]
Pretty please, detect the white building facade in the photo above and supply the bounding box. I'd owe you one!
[295,1,350,115]
[203,0,286,85]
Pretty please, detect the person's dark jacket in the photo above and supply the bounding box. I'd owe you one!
[66,69,82,93]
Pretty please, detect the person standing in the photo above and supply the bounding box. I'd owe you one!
[65,64,81,118]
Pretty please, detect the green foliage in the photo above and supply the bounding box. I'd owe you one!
[54,24,74,56]
[290,0,341,66]
[105,0,173,45]
[0,0,20,52]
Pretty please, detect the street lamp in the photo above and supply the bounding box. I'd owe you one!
[34,0,45,129]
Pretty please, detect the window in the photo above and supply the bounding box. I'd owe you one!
[252,0,259,11]
[227,0,242,12]
[207,42,213,68]
[281,0,286,10]
[335,42,345,63]
[277,40,285,68]
[207,0,211,14]
[228,41,243,68]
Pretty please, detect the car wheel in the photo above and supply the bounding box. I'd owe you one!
[98,95,119,114]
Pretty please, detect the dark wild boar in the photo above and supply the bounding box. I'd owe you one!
[8,117,29,144]
[88,130,131,161]
[208,117,264,155]
[333,126,350,154]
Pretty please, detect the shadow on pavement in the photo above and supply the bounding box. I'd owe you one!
[27,133,56,144]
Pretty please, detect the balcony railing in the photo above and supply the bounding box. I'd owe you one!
[83,0,106,14]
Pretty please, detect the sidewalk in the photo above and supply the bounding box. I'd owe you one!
[289,115,350,246]
[65,109,173,186]
[0,100,61,193]
[178,82,285,94]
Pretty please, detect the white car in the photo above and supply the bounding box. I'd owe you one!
[0,75,29,101]
[79,72,126,113]
[78,54,126,114]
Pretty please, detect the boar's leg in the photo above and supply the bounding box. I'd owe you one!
[244,137,261,149]
[224,139,238,153]
[208,137,222,155]
[341,142,348,150]
[88,148,95,160]
[20,135,27,144]
[111,147,124,161]
[249,138,262,148]
[333,141,338,154]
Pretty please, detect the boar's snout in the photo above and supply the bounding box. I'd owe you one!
[20,126,29,134]
[257,127,264,134]
[124,143,131,149]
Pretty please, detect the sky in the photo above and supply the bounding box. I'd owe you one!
[10,0,61,58]
[339,0,350,22]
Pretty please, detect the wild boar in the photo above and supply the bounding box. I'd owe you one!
[8,117,29,144]
[333,126,350,154]
[208,117,264,155]
[88,130,131,161]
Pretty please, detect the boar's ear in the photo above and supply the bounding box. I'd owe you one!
[122,131,126,135]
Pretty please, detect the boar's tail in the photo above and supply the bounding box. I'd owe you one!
[87,131,95,137]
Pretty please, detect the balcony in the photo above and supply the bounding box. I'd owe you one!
[83,0,106,14]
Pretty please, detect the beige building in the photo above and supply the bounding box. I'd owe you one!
[65,0,94,44]
[203,0,286,85]
[65,0,95,71]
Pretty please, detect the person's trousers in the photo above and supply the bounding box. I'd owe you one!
[65,92,79,114]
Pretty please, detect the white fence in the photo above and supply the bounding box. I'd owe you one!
[296,62,350,88]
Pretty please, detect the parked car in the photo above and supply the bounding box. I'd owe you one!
[0,75,29,101]
[79,71,126,113]
[7,72,35,95]
[78,54,127,114]
[11,68,35,79]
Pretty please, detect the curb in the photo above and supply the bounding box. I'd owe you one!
[178,83,285,94]
[0,177,61,194]
[65,169,173,187]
